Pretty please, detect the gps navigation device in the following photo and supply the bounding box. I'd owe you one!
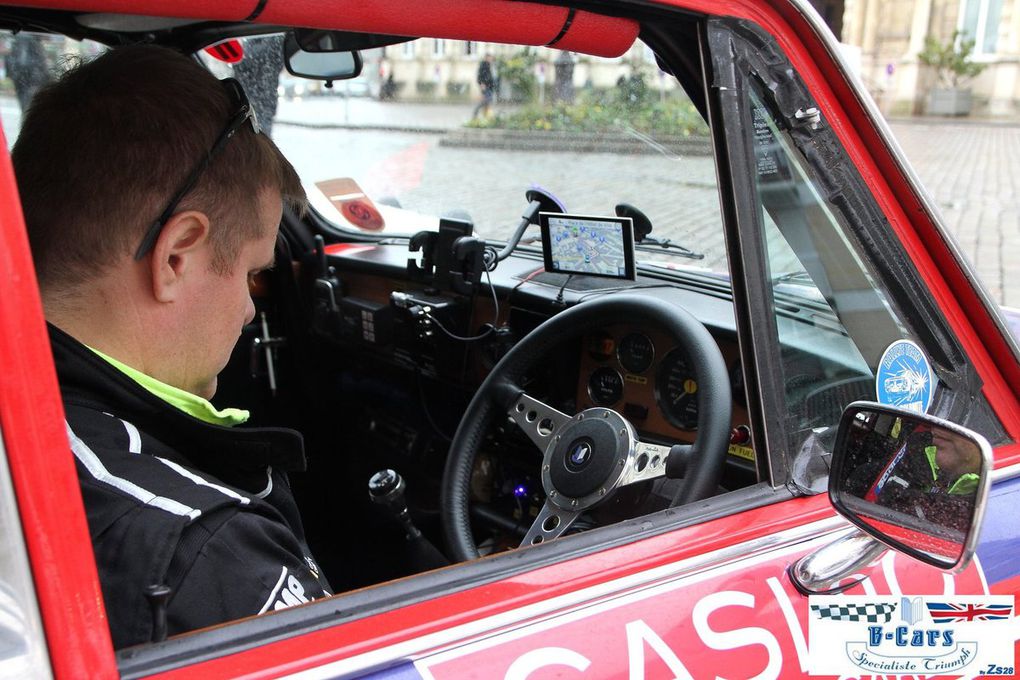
[539,212,636,280]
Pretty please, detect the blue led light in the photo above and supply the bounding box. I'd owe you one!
[513,485,527,498]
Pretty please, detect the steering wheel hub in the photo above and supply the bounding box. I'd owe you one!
[544,409,634,509]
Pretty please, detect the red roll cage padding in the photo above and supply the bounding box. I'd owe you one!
[7,0,640,58]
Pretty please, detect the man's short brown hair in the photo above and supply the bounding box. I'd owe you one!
[13,43,306,290]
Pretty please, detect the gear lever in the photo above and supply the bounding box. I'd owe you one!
[368,469,449,570]
[369,468,421,539]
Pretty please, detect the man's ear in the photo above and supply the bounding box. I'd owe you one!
[149,210,211,303]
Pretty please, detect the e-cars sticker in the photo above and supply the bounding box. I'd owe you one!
[807,595,1015,676]
[876,339,935,413]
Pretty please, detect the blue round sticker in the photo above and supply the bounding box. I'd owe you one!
[875,339,935,413]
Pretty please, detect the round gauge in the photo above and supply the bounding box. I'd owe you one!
[617,333,655,374]
[656,348,699,430]
[588,331,615,361]
[588,366,624,405]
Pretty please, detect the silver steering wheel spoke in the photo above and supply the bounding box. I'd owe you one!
[619,440,671,486]
[507,392,571,451]
[519,499,582,548]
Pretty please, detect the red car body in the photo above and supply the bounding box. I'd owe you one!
[1,0,1019,678]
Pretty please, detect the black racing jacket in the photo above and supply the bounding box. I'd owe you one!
[49,324,332,649]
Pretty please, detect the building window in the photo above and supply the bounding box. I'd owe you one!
[465,41,476,57]
[433,39,446,57]
[402,41,415,58]
[959,0,1002,55]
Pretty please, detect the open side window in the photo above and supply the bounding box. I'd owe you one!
[703,17,1007,494]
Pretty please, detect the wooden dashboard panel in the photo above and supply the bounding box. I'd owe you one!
[576,325,751,452]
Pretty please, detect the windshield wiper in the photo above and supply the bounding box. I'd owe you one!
[772,270,813,284]
[635,237,704,260]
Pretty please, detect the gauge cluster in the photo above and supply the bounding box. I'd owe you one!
[577,326,750,451]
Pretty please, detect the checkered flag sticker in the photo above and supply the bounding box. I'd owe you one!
[810,602,897,623]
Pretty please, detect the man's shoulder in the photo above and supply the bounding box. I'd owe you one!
[66,407,254,526]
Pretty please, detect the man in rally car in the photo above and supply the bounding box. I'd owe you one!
[12,45,332,648]
[847,421,980,532]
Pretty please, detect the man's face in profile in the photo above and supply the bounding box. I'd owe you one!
[175,188,282,400]
[932,428,982,480]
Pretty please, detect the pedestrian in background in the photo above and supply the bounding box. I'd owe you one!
[5,33,51,112]
[472,53,495,120]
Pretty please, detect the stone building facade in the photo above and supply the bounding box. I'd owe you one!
[370,1,1019,119]
[839,0,1018,116]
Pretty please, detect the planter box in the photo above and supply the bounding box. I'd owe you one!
[927,88,973,116]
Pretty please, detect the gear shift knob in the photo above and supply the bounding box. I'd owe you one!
[368,468,449,570]
[368,469,419,538]
[369,468,402,500]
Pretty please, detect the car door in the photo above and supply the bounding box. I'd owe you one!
[1,0,1018,678]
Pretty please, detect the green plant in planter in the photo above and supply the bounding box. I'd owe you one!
[917,31,986,88]
[497,51,537,103]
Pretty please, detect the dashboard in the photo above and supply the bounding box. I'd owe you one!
[260,235,887,586]
[311,242,763,483]
[247,237,878,585]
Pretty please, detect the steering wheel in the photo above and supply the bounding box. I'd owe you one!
[441,294,732,562]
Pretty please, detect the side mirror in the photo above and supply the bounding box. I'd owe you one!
[283,33,362,82]
[829,401,992,571]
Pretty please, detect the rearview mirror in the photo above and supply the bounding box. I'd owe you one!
[829,401,991,571]
[284,33,362,82]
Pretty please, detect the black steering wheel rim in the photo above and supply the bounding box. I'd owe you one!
[440,293,732,562]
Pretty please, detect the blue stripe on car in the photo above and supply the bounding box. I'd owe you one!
[976,473,1020,586]
[356,663,424,679]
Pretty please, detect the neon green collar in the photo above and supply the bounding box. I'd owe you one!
[88,346,249,426]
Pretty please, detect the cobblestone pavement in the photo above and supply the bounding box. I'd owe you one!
[886,121,1020,308]
[4,94,1018,305]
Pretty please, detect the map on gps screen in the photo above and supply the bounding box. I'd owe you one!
[540,213,635,280]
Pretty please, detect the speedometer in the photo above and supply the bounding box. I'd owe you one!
[655,348,699,430]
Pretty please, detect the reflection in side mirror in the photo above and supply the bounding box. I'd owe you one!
[830,401,992,572]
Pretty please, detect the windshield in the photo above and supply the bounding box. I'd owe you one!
[199,36,729,273]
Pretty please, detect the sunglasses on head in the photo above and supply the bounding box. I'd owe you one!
[133,77,261,260]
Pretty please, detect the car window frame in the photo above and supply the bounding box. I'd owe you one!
[702,16,1008,492]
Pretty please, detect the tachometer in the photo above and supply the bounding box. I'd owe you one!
[656,348,699,430]
[588,366,624,405]
[617,332,654,374]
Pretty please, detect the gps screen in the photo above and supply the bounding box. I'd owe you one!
[539,213,635,280]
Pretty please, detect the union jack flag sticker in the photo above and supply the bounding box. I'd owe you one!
[926,602,1013,623]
